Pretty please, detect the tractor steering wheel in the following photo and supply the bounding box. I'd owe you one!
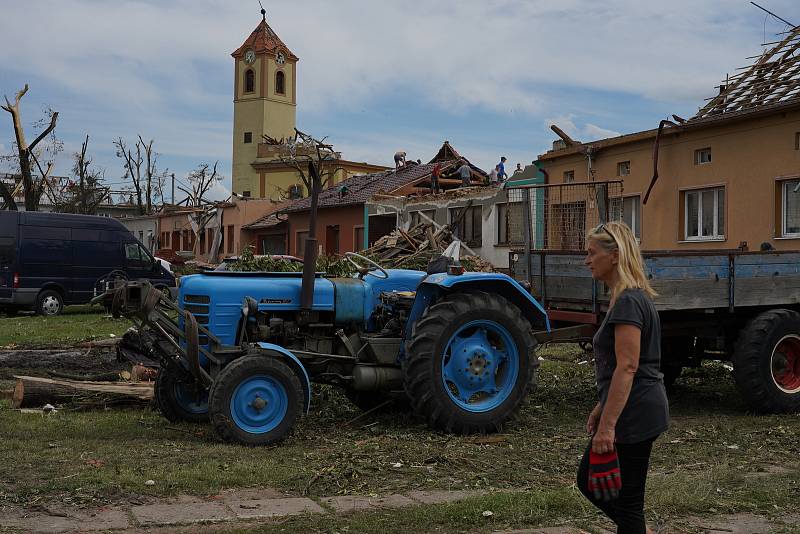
[345,252,389,279]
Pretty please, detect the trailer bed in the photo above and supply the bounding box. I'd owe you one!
[510,250,800,315]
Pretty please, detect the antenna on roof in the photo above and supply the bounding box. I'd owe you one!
[258,0,266,20]
[750,2,796,29]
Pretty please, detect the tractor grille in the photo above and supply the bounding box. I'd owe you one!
[183,294,210,345]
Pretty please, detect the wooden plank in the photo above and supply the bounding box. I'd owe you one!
[735,253,800,265]
[735,277,800,307]
[735,263,800,277]
[646,256,729,268]
[651,279,728,310]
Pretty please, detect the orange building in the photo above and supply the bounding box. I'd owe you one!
[538,27,800,252]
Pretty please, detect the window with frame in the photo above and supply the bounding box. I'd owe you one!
[617,161,630,176]
[124,243,151,269]
[275,71,285,94]
[409,209,435,228]
[694,147,712,165]
[782,180,800,236]
[610,195,641,238]
[564,170,575,183]
[244,69,255,93]
[227,225,235,254]
[244,132,252,144]
[496,202,524,245]
[684,187,724,240]
[449,205,482,247]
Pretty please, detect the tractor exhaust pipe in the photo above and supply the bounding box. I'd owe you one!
[300,161,321,314]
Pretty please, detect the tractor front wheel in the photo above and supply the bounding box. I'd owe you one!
[403,291,537,434]
[210,355,304,446]
[155,361,209,423]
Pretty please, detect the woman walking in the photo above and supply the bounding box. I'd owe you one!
[578,222,669,533]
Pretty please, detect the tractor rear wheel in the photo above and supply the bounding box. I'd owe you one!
[154,361,209,423]
[733,309,800,413]
[210,355,304,446]
[403,291,537,434]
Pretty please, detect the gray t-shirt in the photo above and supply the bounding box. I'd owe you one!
[592,288,669,444]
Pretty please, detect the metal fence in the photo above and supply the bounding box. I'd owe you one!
[505,180,624,252]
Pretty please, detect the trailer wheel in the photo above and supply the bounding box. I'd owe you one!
[403,291,537,434]
[733,309,800,413]
[155,362,209,423]
[210,355,303,446]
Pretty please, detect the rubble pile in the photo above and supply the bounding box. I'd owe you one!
[366,222,494,272]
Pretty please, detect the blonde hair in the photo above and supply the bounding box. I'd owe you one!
[587,221,657,299]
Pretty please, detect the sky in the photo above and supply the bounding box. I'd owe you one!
[1,0,798,201]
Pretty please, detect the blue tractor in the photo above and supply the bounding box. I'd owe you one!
[111,251,550,446]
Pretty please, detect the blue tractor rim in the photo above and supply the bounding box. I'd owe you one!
[173,381,209,415]
[230,375,289,434]
[441,319,520,413]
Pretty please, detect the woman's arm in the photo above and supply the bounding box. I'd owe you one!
[593,323,642,453]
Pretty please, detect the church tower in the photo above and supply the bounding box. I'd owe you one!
[231,12,298,198]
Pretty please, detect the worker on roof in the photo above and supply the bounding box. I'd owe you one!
[458,160,471,187]
[394,151,407,169]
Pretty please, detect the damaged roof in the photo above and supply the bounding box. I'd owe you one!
[282,163,438,213]
[694,25,800,120]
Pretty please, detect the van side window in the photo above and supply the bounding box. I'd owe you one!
[125,243,150,268]
[0,237,15,265]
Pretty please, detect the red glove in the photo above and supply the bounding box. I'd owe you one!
[588,448,622,502]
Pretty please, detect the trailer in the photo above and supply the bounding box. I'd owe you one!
[506,181,800,414]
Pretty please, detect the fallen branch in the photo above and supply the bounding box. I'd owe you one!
[12,375,153,409]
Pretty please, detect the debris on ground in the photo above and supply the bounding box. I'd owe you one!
[11,375,154,410]
[364,219,494,272]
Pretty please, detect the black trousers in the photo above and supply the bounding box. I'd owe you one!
[577,438,655,534]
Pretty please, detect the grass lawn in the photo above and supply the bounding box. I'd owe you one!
[0,306,131,348]
[1,343,798,532]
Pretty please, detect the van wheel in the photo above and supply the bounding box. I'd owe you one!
[36,290,63,316]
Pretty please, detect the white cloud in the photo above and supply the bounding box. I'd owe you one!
[584,124,622,140]
[0,0,794,185]
[543,114,620,143]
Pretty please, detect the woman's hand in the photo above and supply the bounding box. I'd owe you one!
[586,403,602,435]
[592,424,615,454]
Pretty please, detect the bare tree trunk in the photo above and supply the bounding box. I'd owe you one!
[1,85,58,211]
[0,181,17,210]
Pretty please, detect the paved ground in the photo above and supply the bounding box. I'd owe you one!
[0,488,795,533]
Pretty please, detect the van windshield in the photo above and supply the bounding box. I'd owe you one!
[0,236,15,266]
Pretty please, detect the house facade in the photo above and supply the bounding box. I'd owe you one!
[277,142,489,257]
[538,26,800,252]
[539,104,800,252]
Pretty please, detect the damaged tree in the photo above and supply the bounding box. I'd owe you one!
[1,84,60,211]
[52,135,109,214]
[179,162,224,261]
[262,129,341,313]
[113,135,167,215]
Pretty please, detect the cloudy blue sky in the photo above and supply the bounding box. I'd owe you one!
[0,1,797,199]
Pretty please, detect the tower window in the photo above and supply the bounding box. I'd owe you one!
[244,132,252,144]
[276,71,285,95]
[244,69,255,93]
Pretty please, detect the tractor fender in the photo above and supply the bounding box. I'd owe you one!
[255,343,312,413]
[408,272,551,334]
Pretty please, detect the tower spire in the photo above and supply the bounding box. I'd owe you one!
[259,0,266,21]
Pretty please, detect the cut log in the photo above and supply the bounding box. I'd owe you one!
[12,375,153,409]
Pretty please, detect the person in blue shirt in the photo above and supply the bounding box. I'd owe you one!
[497,157,509,181]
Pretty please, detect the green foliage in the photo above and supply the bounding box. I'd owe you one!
[229,245,357,277]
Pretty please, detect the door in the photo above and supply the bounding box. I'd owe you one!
[0,216,16,300]
[325,225,340,255]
